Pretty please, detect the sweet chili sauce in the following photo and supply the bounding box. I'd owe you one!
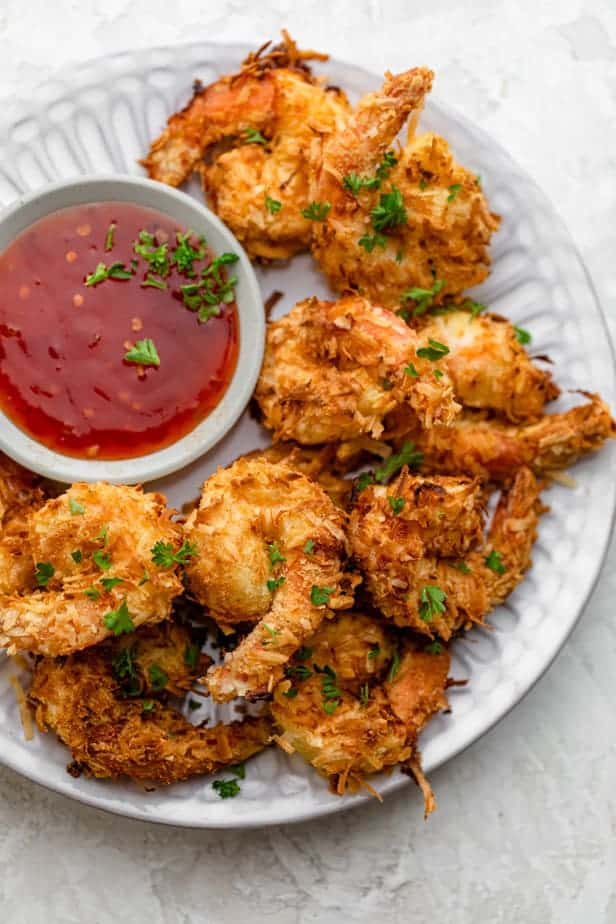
[0,202,239,459]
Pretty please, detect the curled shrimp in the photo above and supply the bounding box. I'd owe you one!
[184,457,356,702]
[30,620,270,783]
[0,483,183,656]
[142,32,349,260]
[254,294,459,446]
[386,392,616,481]
[272,611,450,813]
[310,68,499,307]
[350,466,544,640]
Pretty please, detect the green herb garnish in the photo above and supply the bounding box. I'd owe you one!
[148,663,168,691]
[387,496,405,515]
[35,561,54,588]
[514,325,532,345]
[416,338,450,362]
[419,585,447,622]
[400,279,444,316]
[303,539,315,556]
[302,201,331,221]
[358,232,387,253]
[244,127,268,145]
[374,441,423,482]
[310,585,334,607]
[484,549,506,574]
[151,540,197,569]
[265,196,282,215]
[69,497,85,516]
[266,576,286,593]
[103,599,135,635]
[104,223,116,252]
[124,338,160,367]
[370,185,407,232]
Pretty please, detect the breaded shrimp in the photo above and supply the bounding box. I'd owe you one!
[412,310,559,421]
[247,443,353,509]
[272,613,449,812]
[184,457,355,702]
[386,393,616,481]
[0,453,45,595]
[350,466,544,639]
[30,621,270,783]
[0,483,183,656]
[142,33,349,260]
[310,68,499,307]
[255,294,459,446]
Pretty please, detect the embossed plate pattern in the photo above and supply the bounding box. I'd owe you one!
[0,43,614,828]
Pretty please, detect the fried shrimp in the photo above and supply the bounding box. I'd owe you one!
[142,32,349,260]
[0,483,183,656]
[272,613,449,812]
[411,310,559,421]
[0,453,45,595]
[247,443,353,509]
[184,457,354,702]
[29,621,270,783]
[387,393,616,481]
[255,294,459,446]
[350,466,543,639]
[310,67,499,307]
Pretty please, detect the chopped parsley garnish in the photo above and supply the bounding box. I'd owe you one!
[107,262,133,280]
[84,261,133,286]
[84,262,108,287]
[368,643,381,660]
[100,576,124,592]
[97,525,108,545]
[356,471,376,493]
[343,172,380,195]
[303,539,315,556]
[395,249,404,263]
[464,299,486,318]
[419,585,447,622]
[416,338,450,362]
[84,586,101,601]
[381,377,393,391]
[184,643,200,670]
[404,362,420,379]
[71,550,83,564]
[141,273,167,290]
[514,325,532,345]
[301,201,331,221]
[418,177,428,190]
[387,495,405,515]
[425,640,444,655]
[213,778,241,799]
[375,150,398,182]
[68,497,85,516]
[374,441,423,482]
[151,540,197,568]
[133,230,170,276]
[103,599,135,635]
[310,585,334,607]
[172,231,205,276]
[148,663,168,691]
[142,700,155,714]
[111,645,142,697]
[457,561,471,574]
[267,542,286,568]
[315,664,341,714]
[93,550,112,571]
[359,683,370,706]
[286,664,312,680]
[266,576,286,593]
[104,223,116,252]
[400,279,445,316]
[283,686,299,698]
[244,127,268,145]
[229,764,245,780]
[370,185,407,232]
[124,338,160,367]
[388,649,401,683]
[296,646,313,661]
[265,196,282,215]
[139,570,150,586]
[434,369,444,379]
[447,183,462,202]
[358,232,387,252]
[484,549,506,574]
[35,561,54,588]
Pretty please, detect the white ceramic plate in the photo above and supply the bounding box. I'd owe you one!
[0,42,614,829]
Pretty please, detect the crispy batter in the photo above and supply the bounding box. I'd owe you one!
[255,294,459,445]
[272,614,449,811]
[29,622,270,783]
[310,68,499,307]
[184,457,355,702]
[142,33,349,260]
[412,310,559,421]
[0,483,183,656]
[0,453,45,595]
[350,467,543,639]
[387,393,616,480]
[247,443,353,508]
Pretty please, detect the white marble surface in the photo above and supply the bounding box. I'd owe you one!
[0,1,615,921]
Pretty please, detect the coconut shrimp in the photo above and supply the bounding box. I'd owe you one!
[184,457,356,702]
[272,612,450,812]
[350,466,544,639]
[142,33,349,260]
[30,620,270,783]
[411,310,559,421]
[0,483,184,656]
[255,294,459,446]
[386,393,615,481]
[310,68,499,307]
[0,453,45,595]
[247,443,353,509]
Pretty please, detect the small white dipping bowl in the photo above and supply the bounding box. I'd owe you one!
[0,176,264,484]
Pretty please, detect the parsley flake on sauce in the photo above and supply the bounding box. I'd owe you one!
[124,338,160,367]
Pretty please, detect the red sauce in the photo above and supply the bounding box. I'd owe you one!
[0,202,239,459]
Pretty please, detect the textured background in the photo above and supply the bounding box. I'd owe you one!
[0,1,615,921]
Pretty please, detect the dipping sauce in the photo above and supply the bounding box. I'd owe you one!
[0,202,239,459]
